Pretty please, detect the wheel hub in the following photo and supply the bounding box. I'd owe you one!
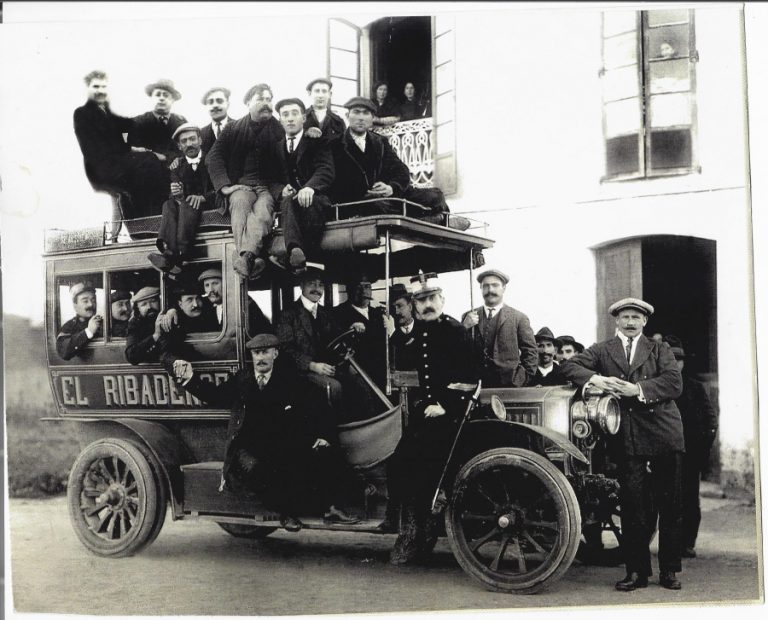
[497,506,526,531]
[96,484,126,510]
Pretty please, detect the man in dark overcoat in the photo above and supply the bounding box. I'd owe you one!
[268,98,335,272]
[303,77,347,141]
[128,79,187,166]
[560,297,685,591]
[462,268,538,387]
[73,70,168,219]
[387,272,479,565]
[171,333,359,530]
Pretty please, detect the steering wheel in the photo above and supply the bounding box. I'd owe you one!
[326,328,359,365]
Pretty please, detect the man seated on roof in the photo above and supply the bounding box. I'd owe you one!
[328,97,450,221]
[197,268,271,335]
[109,289,132,337]
[56,283,103,360]
[303,77,346,141]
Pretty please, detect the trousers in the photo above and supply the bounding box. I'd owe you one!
[281,193,330,256]
[229,187,275,256]
[156,198,202,257]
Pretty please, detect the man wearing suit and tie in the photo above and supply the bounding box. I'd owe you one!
[461,269,538,387]
[200,87,234,154]
[128,79,188,169]
[559,298,685,591]
[268,98,335,273]
[303,77,347,141]
[388,283,419,371]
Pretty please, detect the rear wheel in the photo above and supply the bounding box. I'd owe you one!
[67,439,159,557]
[446,448,581,594]
[217,522,277,539]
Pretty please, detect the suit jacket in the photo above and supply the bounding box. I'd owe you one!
[128,111,187,162]
[462,304,538,387]
[73,100,134,187]
[329,129,410,204]
[559,334,684,456]
[268,134,335,202]
[332,301,387,385]
[275,299,340,373]
[201,116,235,155]
[170,151,216,205]
[304,107,346,141]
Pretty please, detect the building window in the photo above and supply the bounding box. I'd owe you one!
[601,9,698,181]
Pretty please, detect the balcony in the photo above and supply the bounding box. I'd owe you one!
[375,118,434,188]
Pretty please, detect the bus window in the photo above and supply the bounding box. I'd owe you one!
[107,268,159,339]
[168,261,224,336]
[245,278,273,338]
[55,274,104,360]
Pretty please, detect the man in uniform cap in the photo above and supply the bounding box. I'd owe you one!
[149,123,216,274]
[200,87,234,154]
[387,272,478,564]
[171,332,359,530]
[560,297,685,591]
[109,289,132,337]
[328,97,449,220]
[304,77,346,141]
[533,327,565,386]
[462,268,538,388]
[56,282,103,360]
[388,282,419,371]
[128,78,188,167]
[557,334,584,362]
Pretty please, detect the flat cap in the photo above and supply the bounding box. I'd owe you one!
[535,326,561,347]
[145,78,181,100]
[197,269,222,282]
[171,122,201,141]
[476,269,509,285]
[70,282,96,302]
[410,272,441,299]
[275,97,306,114]
[306,77,333,92]
[201,86,231,104]
[609,297,654,316]
[343,96,377,113]
[111,289,131,303]
[389,283,411,302]
[131,286,160,304]
[246,333,279,350]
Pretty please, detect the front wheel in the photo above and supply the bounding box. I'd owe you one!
[446,448,581,594]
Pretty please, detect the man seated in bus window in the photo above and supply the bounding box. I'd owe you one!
[110,289,132,337]
[125,286,179,365]
[56,283,103,360]
[160,275,219,336]
[198,267,272,335]
[329,97,449,221]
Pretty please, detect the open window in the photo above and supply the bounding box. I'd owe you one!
[167,261,225,338]
[56,273,105,340]
[106,268,159,340]
[244,276,274,339]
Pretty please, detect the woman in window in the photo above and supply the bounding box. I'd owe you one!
[371,81,401,127]
[399,82,425,121]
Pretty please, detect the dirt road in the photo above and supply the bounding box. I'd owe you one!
[7,493,761,615]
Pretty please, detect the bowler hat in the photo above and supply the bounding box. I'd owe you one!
[275,98,306,114]
[535,327,562,348]
[70,282,96,302]
[197,269,222,282]
[558,334,584,352]
[306,77,333,92]
[200,86,231,105]
[389,283,411,303]
[410,272,441,300]
[608,297,654,316]
[246,333,280,350]
[343,96,377,114]
[131,286,160,305]
[111,289,131,303]
[476,269,509,285]
[145,79,182,100]
[171,122,201,142]
[298,266,326,284]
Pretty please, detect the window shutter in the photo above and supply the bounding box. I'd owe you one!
[327,19,361,117]
[432,15,457,196]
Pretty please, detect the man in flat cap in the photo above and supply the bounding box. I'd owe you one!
[559,297,685,591]
[206,83,284,280]
[462,269,538,388]
[56,282,103,360]
[109,289,132,337]
[171,333,359,530]
[125,286,180,366]
[128,79,188,168]
[328,98,449,220]
[73,70,168,219]
[200,87,234,154]
[557,334,584,362]
[149,124,216,274]
[387,272,478,564]
[304,78,346,141]
[268,98,335,273]
[388,283,419,371]
[533,327,566,386]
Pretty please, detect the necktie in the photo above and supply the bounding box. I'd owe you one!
[483,308,494,343]
[288,137,295,153]
[191,162,198,171]
[215,121,222,137]
[625,337,633,365]
[159,115,168,125]
[257,374,266,390]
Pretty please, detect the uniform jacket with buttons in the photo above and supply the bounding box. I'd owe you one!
[56,316,93,360]
[559,334,684,456]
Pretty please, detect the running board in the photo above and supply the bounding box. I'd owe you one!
[185,512,391,533]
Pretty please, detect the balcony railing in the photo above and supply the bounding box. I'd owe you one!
[375,118,434,188]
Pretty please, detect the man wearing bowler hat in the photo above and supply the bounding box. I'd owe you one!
[557,334,585,362]
[56,282,103,360]
[109,289,132,337]
[388,282,419,371]
[171,333,359,531]
[560,297,685,591]
[533,327,566,386]
[128,79,188,166]
[304,77,346,141]
[462,268,538,388]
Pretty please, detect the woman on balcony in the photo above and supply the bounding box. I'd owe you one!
[399,82,426,121]
[371,81,401,127]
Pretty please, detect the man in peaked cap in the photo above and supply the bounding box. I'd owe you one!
[387,271,479,565]
[462,268,538,388]
[560,297,685,591]
[304,77,347,141]
[109,289,132,337]
[171,332,359,530]
[533,327,566,386]
[128,78,187,168]
[56,282,103,360]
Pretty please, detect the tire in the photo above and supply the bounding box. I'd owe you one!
[217,522,277,539]
[446,448,581,594]
[129,440,168,548]
[67,438,159,557]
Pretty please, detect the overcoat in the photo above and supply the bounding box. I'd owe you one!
[72,100,133,186]
[304,107,347,141]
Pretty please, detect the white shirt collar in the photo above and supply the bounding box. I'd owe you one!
[186,152,202,166]
[287,129,303,148]
[352,304,369,320]
[351,132,366,152]
[254,368,273,383]
[401,319,414,334]
[300,295,319,317]
[538,364,555,376]
[314,107,327,123]
[616,331,640,363]
[484,305,500,318]
[215,303,223,324]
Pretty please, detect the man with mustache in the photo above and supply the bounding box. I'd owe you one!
[171,278,220,334]
[200,87,234,154]
[387,272,478,564]
[206,83,284,280]
[532,327,566,386]
[124,286,179,365]
[128,79,188,168]
[149,124,215,275]
[171,333,359,530]
[196,267,272,335]
[559,298,685,591]
[462,268,538,388]
[303,77,346,141]
[56,283,103,360]
[388,283,419,371]
[109,289,132,337]
[73,70,168,219]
